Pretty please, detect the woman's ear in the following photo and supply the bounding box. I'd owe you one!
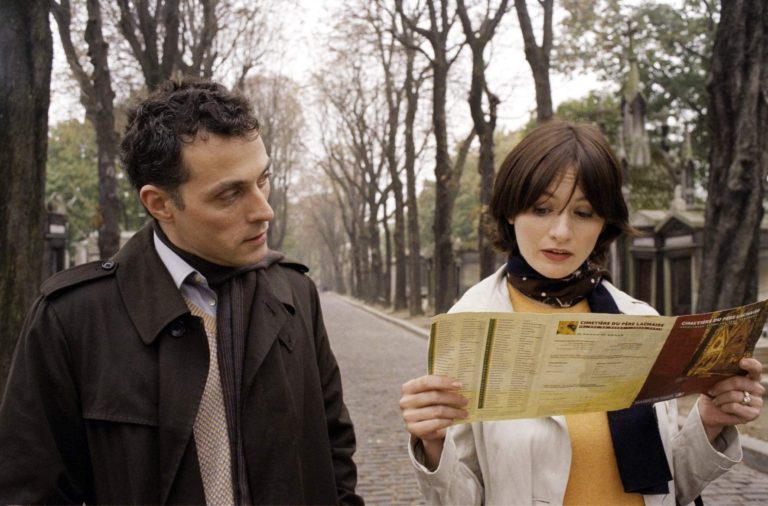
[507,217,514,225]
[139,185,175,223]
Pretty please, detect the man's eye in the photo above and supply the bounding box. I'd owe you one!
[258,171,271,186]
[219,189,240,201]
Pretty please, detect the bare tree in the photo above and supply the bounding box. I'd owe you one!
[367,2,409,310]
[52,0,122,258]
[114,0,273,90]
[396,0,468,313]
[319,141,368,298]
[0,0,52,390]
[316,50,392,302]
[243,74,305,251]
[456,0,509,279]
[514,0,554,123]
[114,0,182,90]
[698,0,767,311]
[308,193,349,294]
[290,187,349,294]
[396,7,431,316]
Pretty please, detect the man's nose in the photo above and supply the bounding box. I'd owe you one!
[246,187,275,222]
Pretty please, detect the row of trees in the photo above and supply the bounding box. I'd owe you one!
[297,0,550,315]
[287,0,766,318]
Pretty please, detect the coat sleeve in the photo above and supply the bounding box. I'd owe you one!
[0,297,94,504]
[408,422,484,505]
[309,284,364,506]
[666,399,741,505]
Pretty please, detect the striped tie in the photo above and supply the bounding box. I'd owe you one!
[183,296,234,505]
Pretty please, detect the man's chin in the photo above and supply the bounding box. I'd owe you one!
[240,244,269,266]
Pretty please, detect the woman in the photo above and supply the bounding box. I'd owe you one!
[399,121,764,505]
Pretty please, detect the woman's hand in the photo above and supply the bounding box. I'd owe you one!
[698,358,764,443]
[400,375,469,469]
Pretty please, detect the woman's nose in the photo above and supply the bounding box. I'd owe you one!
[548,213,573,241]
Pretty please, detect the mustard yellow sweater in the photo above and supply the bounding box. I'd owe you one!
[508,284,643,505]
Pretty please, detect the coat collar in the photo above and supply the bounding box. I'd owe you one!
[114,223,190,345]
[451,265,657,316]
[112,223,298,346]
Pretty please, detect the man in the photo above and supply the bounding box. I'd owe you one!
[0,79,363,505]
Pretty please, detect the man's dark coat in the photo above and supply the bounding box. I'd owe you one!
[0,224,362,505]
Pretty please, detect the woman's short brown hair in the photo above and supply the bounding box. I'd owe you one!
[489,120,634,265]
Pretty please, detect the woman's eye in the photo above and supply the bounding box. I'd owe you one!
[575,210,595,219]
[532,206,549,216]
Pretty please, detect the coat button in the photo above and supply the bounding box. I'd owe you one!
[101,260,115,270]
[169,320,186,337]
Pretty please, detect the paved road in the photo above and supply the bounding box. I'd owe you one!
[321,292,768,505]
[322,293,426,505]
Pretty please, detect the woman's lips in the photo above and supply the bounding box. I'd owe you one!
[541,249,572,261]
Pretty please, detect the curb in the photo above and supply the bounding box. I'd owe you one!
[742,433,768,474]
[338,295,430,339]
[337,294,768,475]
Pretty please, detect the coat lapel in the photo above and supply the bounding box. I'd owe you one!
[114,224,209,503]
[157,317,209,504]
[242,268,293,396]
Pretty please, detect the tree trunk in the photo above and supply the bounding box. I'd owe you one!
[396,0,467,313]
[432,57,456,314]
[385,85,407,309]
[390,167,407,310]
[385,85,407,311]
[52,0,121,258]
[383,206,393,306]
[698,0,767,312]
[368,208,383,303]
[0,0,52,391]
[402,22,424,316]
[369,3,408,310]
[515,0,554,123]
[405,78,424,316]
[477,129,497,277]
[456,0,507,279]
[85,0,121,258]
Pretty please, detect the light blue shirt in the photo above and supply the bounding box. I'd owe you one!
[153,232,217,318]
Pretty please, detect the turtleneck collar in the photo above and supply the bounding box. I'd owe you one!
[153,220,277,287]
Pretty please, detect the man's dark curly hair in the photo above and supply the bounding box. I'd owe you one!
[120,78,260,205]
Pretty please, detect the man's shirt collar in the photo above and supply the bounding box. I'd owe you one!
[153,231,200,289]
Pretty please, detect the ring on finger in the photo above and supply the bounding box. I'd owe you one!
[741,391,752,406]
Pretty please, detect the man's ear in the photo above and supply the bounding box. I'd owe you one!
[139,185,175,223]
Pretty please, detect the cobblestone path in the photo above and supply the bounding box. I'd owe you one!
[323,293,426,505]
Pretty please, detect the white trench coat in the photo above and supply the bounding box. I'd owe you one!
[410,266,743,506]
